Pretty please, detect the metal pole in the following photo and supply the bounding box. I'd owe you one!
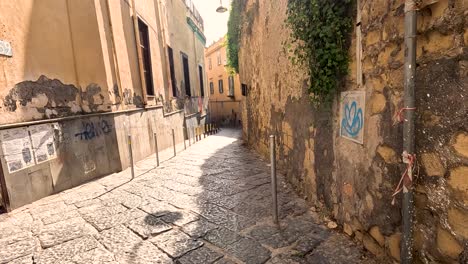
[183,126,187,150]
[128,135,135,179]
[193,127,196,142]
[270,135,278,224]
[401,2,416,263]
[0,160,11,212]
[172,129,176,157]
[188,126,191,146]
[154,133,159,167]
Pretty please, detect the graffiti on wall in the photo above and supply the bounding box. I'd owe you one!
[340,91,365,144]
[0,40,13,57]
[75,119,112,140]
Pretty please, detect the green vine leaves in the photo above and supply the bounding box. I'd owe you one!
[227,0,244,74]
[285,0,353,105]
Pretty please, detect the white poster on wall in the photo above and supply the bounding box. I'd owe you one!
[0,127,35,173]
[340,91,366,144]
[29,123,57,164]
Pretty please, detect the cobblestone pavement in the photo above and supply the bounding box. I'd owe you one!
[0,129,381,264]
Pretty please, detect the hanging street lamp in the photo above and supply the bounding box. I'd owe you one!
[216,0,228,13]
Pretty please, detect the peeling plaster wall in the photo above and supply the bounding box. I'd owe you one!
[239,0,467,262]
[0,0,173,125]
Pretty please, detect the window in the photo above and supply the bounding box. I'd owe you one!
[198,65,204,97]
[210,82,214,94]
[181,53,191,96]
[138,19,154,96]
[228,76,235,97]
[242,83,248,96]
[218,79,224,94]
[217,51,221,65]
[208,58,212,70]
[167,46,177,97]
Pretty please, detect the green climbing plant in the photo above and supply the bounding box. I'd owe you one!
[226,0,243,74]
[285,0,353,104]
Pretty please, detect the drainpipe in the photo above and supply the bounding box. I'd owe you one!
[156,0,173,100]
[105,0,123,106]
[401,1,417,263]
[130,0,148,106]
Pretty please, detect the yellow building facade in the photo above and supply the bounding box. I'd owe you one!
[0,0,207,210]
[205,37,242,126]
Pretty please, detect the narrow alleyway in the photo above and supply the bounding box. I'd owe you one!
[0,129,381,264]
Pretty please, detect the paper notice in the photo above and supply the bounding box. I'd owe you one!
[29,124,57,164]
[0,127,35,173]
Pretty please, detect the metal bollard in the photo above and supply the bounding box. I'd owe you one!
[270,135,278,224]
[154,133,159,167]
[183,127,187,150]
[172,129,176,157]
[128,135,135,179]
[188,126,191,146]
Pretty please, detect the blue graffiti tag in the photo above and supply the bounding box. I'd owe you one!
[75,120,112,140]
[341,101,363,137]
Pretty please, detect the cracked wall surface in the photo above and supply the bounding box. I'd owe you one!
[239,0,467,262]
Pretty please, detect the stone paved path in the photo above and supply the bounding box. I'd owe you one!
[0,129,380,264]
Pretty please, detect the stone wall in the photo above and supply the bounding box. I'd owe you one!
[239,0,467,262]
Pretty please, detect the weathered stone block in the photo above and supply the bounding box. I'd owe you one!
[417,31,453,57]
[420,153,446,177]
[175,246,223,264]
[387,232,401,261]
[448,207,468,239]
[226,238,271,264]
[125,215,172,239]
[369,76,386,92]
[37,235,100,264]
[343,223,353,236]
[437,226,463,259]
[38,217,96,248]
[452,132,468,158]
[150,230,203,258]
[448,166,468,204]
[0,239,35,264]
[377,145,399,164]
[362,234,385,257]
[369,226,385,247]
[369,93,387,114]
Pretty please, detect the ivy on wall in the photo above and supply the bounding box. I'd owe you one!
[226,0,244,74]
[285,0,353,104]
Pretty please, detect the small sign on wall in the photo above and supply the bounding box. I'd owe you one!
[0,128,34,173]
[29,124,57,164]
[0,123,58,173]
[0,40,13,57]
[340,91,365,144]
